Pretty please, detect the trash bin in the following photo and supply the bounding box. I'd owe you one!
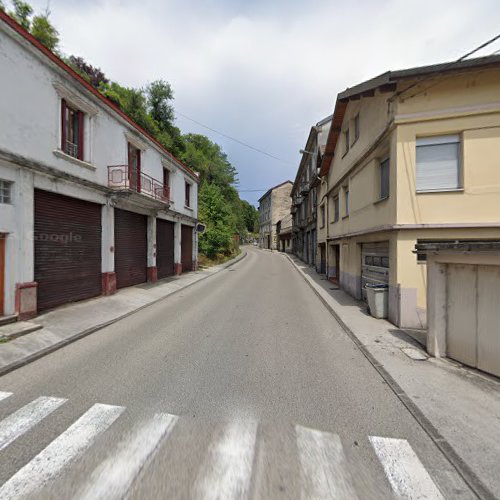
[365,283,388,319]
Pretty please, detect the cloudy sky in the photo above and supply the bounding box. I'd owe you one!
[28,0,500,205]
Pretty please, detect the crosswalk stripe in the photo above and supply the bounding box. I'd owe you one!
[193,420,258,500]
[76,412,178,500]
[0,396,66,451]
[0,391,13,402]
[369,436,444,499]
[0,403,125,500]
[296,425,358,500]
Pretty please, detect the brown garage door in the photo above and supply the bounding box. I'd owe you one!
[114,209,147,289]
[156,219,175,279]
[34,190,102,311]
[181,225,193,273]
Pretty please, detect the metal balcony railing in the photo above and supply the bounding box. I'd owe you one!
[108,165,170,203]
[64,140,79,158]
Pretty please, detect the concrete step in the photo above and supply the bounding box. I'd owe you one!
[0,315,18,327]
[0,321,43,341]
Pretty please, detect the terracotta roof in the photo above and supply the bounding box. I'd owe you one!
[0,10,199,182]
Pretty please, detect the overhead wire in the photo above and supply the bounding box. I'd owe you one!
[176,111,295,165]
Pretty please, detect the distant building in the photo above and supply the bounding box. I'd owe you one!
[291,115,332,267]
[276,214,293,253]
[258,181,293,250]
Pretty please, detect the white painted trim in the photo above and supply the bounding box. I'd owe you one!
[125,132,148,152]
[52,81,99,116]
[52,149,96,171]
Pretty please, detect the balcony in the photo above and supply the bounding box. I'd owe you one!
[300,181,310,195]
[108,165,171,207]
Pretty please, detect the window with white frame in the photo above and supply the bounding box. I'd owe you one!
[0,180,12,204]
[416,135,461,191]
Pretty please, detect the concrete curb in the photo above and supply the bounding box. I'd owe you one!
[0,251,247,378]
[284,253,493,500]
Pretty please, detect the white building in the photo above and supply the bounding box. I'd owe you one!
[0,12,199,320]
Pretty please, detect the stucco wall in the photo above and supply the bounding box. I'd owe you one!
[0,24,197,217]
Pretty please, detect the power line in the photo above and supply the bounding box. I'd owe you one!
[176,111,295,165]
[394,31,500,100]
[237,189,269,192]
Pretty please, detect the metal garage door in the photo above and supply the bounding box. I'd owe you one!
[361,241,389,300]
[34,190,102,311]
[114,209,147,289]
[156,219,175,279]
[447,264,500,377]
[181,225,193,273]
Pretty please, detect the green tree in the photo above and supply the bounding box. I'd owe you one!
[31,11,59,51]
[9,0,33,30]
[198,183,233,258]
[0,1,5,12]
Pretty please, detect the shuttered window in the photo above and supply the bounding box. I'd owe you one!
[416,135,461,192]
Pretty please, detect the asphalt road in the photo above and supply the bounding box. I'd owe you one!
[0,247,475,499]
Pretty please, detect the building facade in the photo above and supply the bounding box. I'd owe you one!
[276,214,293,253]
[0,12,199,320]
[291,116,332,267]
[319,55,500,329]
[258,181,292,250]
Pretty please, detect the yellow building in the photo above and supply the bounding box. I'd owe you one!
[319,55,500,328]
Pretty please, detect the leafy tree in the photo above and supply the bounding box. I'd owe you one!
[241,200,259,233]
[198,183,233,258]
[0,1,5,12]
[9,0,33,30]
[67,56,108,88]
[31,11,59,51]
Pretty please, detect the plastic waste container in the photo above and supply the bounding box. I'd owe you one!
[365,283,388,319]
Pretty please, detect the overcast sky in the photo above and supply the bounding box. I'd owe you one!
[28,0,500,205]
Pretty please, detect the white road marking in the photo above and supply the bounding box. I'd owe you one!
[194,420,258,500]
[369,436,444,499]
[0,396,66,451]
[0,403,124,500]
[0,391,13,402]
[76,412,178,500]
[296,425,358,500]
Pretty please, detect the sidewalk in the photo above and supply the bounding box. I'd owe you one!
[286,253,500,500]
[0,251,246,377]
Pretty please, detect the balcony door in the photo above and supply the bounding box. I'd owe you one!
[127,143,141,193]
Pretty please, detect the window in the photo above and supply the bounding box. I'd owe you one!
[0,180,12,204]
[333,196,339,222]
[380,158,390,199]
[416,135,461,191]
[163,168,170,188]
[185,182,191,207]
[127,143,141,192]
[61,99,84,160]
[344,188,349,215]
[343,130,350,154]
[353,114,360,143]
[320,204,326,228]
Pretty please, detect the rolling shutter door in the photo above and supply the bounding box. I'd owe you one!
[114,209,147,288]
[361,241,389,300]
[181,225,193,273]
[156,219,175,279]
[34,190,102,311]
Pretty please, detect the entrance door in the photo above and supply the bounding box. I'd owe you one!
[0,235,5,315]
[114,209,147,288]
[361,241,389,300]
[181,225,193,272]
[319,244,326,274]
[156,219,175,279]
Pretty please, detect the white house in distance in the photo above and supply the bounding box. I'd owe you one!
[0,12,199,320]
